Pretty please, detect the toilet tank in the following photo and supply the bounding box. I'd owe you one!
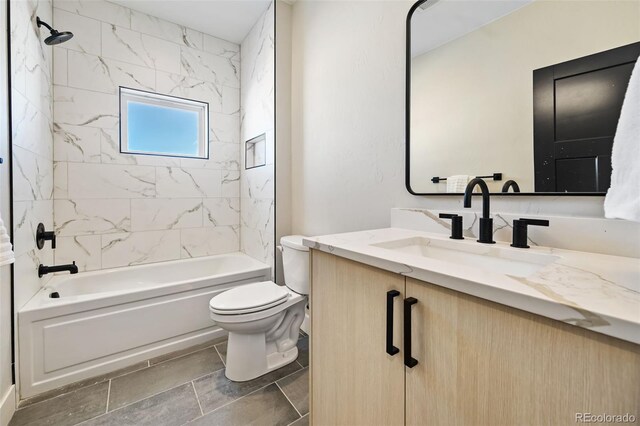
[280,235,309,295]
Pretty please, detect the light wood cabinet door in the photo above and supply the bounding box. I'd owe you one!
[310,250,405,426]
[405,277,640,426]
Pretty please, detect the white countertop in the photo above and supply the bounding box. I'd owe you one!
[303,228,640,345]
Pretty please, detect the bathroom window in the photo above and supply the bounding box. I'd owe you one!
[120,87,209,159]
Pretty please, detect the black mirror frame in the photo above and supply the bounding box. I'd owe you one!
[404,0,605,197]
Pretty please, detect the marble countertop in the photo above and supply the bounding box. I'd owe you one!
[303,228,640,345]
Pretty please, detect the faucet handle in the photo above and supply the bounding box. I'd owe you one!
[511,218,549,248]
[438,213,464,240]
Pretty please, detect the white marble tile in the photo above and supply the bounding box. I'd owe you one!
[54,199,131,236]
[180,142,239,171]
[13,147,54,202]
[131,198,203,231]
[102,230,181,268]
[211,112,240,144]
[67,163,156,199]
[203,198,240,227]
[13,200,54,258]
[54,0,131,28]
[53,123,101,163]
[156,167,221,198]
[203,35,239,60]
[241,198,274,233]
[222,86,240,114]
[180,226,239,258]
[14,249,53,310]
[99,127,182,167]
[180,47,239,88]
[53,47,67,86]
[11,89,53,159]
[53,161,68,199]
[221,170,240,198]
[155,71,222,112]
[54,85,119,129]
[53,8,102,55]
[101,23,181,74]
[54,235,102,272]
[130,10,202,49]
[241,164,274,200]
[240,227,273,265]
[67,51,156,94]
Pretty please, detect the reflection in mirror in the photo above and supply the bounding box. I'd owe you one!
[408,0,640,195]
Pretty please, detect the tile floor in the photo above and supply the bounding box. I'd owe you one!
[10,334,309,426]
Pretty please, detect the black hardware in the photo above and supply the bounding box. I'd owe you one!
[36,16,74,46]
[463,178,495,244]
[49,292,60,299]
[386,290,400,356]
[36,223,56,250]
[431,173,502,184]
[38,262,78,278]
[511,218,550,248]
[501,180,521,193]
[438,213,464,239]
[404,297,418,368]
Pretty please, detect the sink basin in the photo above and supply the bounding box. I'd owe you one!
[372,237,559,278]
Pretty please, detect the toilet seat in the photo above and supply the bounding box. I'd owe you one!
[209,281,289,315]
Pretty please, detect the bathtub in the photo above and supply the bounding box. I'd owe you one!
[18,252,270,399]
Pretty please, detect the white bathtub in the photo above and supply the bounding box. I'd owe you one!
[18,252,270,399]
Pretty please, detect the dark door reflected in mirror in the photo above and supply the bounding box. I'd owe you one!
[406,0,640,195]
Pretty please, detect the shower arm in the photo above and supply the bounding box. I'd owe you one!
[36,17,54,32]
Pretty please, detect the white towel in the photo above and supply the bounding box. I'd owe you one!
[0,218,14,266]
[605,56,640,222]
[446,175,471,193]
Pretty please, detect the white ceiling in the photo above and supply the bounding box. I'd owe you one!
[111,0,272,44]
[411,0,533,58]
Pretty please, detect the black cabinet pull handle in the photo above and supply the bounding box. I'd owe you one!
[404,297,419,368]
[386,290,400,355]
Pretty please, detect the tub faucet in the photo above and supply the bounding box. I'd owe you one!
[463,178,495,244]
[38,261,78,278]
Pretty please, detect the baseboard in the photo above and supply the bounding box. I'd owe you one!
[0,385,16,426]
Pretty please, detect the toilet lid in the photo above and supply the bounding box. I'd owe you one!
[209,281,289,315]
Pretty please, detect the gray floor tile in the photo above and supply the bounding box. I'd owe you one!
[277,368,309,415]
[18,362,148,409]
[149,336,228,366]
[189,383,299,426]
[214,342,227,364]
[9,382,109,426]
[193,361,301,414]
[297,336,309,368]
[108,347,224,411]
[82,383,200,426]
[289,413,309,426]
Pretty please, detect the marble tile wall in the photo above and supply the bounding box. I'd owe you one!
[51,0,242,271]
[240,3,275,273]
[11,0,55,309]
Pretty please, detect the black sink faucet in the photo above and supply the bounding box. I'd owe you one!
[38,261,78,278]
[463,178,495,244]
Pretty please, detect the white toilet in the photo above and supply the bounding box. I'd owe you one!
[209,235,309,382]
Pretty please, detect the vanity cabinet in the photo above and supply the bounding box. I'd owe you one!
[310,250,640,426]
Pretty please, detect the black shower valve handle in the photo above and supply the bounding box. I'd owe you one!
[36,223,56,250]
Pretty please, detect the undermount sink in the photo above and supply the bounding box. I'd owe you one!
[371,237,559,278]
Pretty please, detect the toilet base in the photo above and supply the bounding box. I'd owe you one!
[224,333,300,382]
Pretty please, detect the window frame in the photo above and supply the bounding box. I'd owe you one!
[119,86,210,160]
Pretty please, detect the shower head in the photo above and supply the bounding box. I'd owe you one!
[36,16,74,45]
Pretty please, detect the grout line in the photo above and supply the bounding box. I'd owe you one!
[214,344,225,367]
[105,380,111,413]
[287,413,309,426]
[191,381,204,416]
[276,381,302,418]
